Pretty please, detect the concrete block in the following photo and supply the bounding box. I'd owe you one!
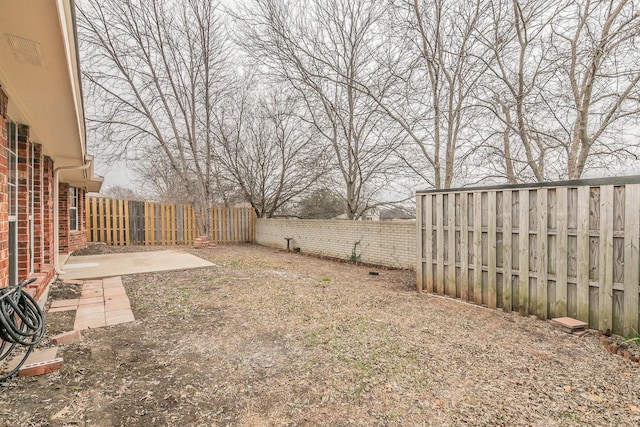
[51,330,82,345]
[19,358,64,377]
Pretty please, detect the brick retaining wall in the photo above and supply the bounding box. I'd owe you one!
[255,219,416,270]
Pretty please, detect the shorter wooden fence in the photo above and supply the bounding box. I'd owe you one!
[416,176,640,338]
[85,197,255,245]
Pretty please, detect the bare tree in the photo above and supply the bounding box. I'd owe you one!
[78,0,232,236]
[556,0,640,178]
[297,188,345,219]
[130,148,229,204]
[347,0,493,189]
[477,0,568,182]
[100,185,143,201]
[481,0,640,182]
[235,0,402,219]
[215,86,329,218]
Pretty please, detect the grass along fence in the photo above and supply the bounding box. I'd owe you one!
[416,176,640,338]
[85,197,255,245]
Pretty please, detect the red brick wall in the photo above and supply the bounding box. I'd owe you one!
[69,188,87,252]
[0,87,8,287]
[17,124,30,280]
[68,231,86,252]
[58,184,87,253]
[0,86,88,294]
[0,88,60,296]
[30,143,56,296]
[58,183,69,253]
[32,143,43,271]
[42,156,54,267]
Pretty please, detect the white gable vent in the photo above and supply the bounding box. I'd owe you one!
[5,34,45,68]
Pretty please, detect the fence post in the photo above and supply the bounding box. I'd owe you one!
[518,189,529,315]
[435,194,444,295]
[536,189,548,319]
[488,191,497,309]
[460,193,469,301]
[85,196,90,242]
[473,192,482,305]
[624,184,640,337]
[576,186,590,323]
[502,190,512,313]
[599,185,614,331]
[124,200,130,246]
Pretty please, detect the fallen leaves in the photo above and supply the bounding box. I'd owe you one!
[4,245,640,426]
[627,404,640,413]
[581,393,604,403]
[50,405,70,420]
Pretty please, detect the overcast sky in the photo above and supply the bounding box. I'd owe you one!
[93,159,136,190]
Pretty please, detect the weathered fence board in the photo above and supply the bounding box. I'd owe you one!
[473,192,482,305]
[417,176,640,337]
[555,187,568,317]
[624,185,640,337]
[599,186,614,331]
[488,191,497,309]
[576,186,590,322]
[460,193,469,301]
[537,189,548,319]
[436,195,445,295]
[502,190,512,312]
[86,197,254,246]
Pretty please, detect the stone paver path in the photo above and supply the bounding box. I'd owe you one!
[48,276,134,330]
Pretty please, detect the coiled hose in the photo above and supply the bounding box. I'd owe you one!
[0,278,45,381]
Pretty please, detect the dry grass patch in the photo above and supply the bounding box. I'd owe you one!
[1,244,639,426]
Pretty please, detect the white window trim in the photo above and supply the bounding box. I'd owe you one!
[70,186,78,232]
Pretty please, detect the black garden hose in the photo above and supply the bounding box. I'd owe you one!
[0,278,45,381]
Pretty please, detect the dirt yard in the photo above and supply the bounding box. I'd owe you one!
[2,244,640,426]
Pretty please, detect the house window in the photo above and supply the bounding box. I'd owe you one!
[70,187,78,231]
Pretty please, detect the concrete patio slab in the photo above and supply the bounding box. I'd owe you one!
[59,250,215,280]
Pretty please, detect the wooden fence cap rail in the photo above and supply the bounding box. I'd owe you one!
[416,174,640,194]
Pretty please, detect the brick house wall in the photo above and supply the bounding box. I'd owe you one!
[32,143,44,271]
[42,155,54,270]
[58,183,87,253]
[255,219,416,270]
[0,86,89,295]
[68,188,86,252]
[0,87,8,286]
[16,124,30,281]
[58,184,69,253]
[32,152,56,298]
[5,114,56,293]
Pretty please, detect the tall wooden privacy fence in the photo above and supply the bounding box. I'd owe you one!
[85,197,255,246]
[416,177,640,338]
